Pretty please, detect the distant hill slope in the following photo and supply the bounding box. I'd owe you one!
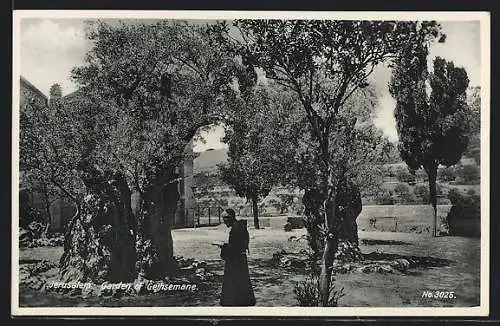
[193,145,477,175]
[193,148,228,174]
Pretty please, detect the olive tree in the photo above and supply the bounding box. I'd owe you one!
[34,21,241,282]
[213,19,443,305]
[219,84,299,229]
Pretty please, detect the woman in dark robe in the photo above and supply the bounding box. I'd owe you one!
[219,208,256,306]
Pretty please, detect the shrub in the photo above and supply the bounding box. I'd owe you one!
[381,166,394,178]
[292,203,304,215]
[240,206,252,217]
[467,189,477,196]
[19,220,50,247]
[447,188,463,205]
[456,165,480,184]
[267,198,281,214]
[446,191,480,237]
[258,202,269,216]
[374,191,394,205]
[394,183,414,204]
[438,166,456,182]
[277,194,295,214]
[415,169,428,182]
[414,184,429,203]
[287,216,304,229]
[438,215,450,236]
[395,167,416,183]
[436,183,443,195]
[294,274,344,307]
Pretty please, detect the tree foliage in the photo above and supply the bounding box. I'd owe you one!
[464,86,481,164]
[20,20,242,283]
[389,47,472,236]
[70,21,238,194]
[413,184,430,203]
[394,167,416,184]
[277,193,295,214]
[20,93,75,233]
[456,164,480,184]
[437,166,456,182]
[214,19,442,210]
[20,82,86,218]
[213,19,443,305]
[394,183,413,203]
[390,56,471,170]
[219,84,301,228]
[69,20,241,281]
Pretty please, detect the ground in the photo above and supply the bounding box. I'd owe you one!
[18,223,480,307]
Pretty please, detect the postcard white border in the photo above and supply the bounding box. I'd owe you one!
[11,10,491,317]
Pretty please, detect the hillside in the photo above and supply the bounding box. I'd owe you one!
[193,148,228,174]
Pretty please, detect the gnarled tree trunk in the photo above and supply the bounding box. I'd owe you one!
[137,167,180,279]
[319,190,338,306]
[59,170,137,283]
[336,179,362,246]
[303,180,362,258]
[302,188,325,261]
[302,178,362,306]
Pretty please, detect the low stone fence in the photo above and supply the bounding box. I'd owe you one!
[241,205,456,235]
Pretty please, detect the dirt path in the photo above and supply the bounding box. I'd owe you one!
[18,227,480,307]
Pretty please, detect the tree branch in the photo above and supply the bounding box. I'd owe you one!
[50,177,80,209]
[172,55,207,81]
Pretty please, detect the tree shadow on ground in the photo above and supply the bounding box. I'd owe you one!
[20,259,44,264]
[260,249,455,275]
[360,239,411,246]
[362,252,454,268]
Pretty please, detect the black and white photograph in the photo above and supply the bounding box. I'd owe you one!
[11,11,490,316]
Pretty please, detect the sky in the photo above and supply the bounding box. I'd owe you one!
[19,18,481,150]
